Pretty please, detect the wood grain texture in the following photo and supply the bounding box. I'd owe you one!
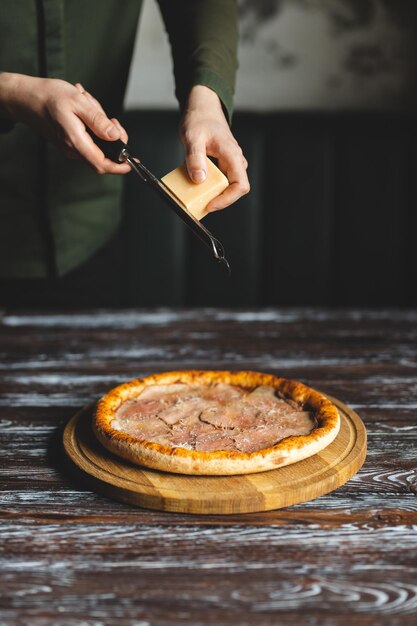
[1,308,417,625]
[63,397,366,514]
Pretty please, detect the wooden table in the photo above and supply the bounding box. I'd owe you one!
[1,308,416,625]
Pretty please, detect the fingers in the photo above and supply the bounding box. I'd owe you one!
[180,104,250,209]
[75,83,103,112]
[77,103,120,141]
[75,83,128,142]
[69,82,129,173]
[73,83,121,141]
[205,146,250,213]
[111,117,128,144]
[183,133,208,183]
[61,110,130,174]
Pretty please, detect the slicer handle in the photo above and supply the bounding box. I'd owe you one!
[89,135,130,163]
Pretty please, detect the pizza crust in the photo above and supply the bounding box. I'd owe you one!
[93,370,340,475]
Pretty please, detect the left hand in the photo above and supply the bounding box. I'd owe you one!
[180,85,250,213]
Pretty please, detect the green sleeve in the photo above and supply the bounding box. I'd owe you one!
[157,0,238,124]
[0,118,15,133]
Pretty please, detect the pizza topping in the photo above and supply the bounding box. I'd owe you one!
[112,416,169,439]
[112,383,316,452]
[195,432,237,452]
[159,397,214,425]
[232,427,283,453]
[200,402,257,430]
[201,382,246,402]
[232,414,313,453]
[173,414,216,439]
[138,383,191,401]
[115,398,162,421]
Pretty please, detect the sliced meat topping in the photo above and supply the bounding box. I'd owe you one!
[112,416,169,439]
[200,402,258,430]
[233,413,314,452]
[233,427,282,453]
[258,409,314,429]
[173,415,216,438]
[159,397,214,425]
[247,385,276,397]
[115,398,164,422]
[195,432,237,452]
[200,382,246,403]
[279,411,316,431]
[244,386,293,415]
[146,434,177,447]
[113,383,315,453]
[138,383,191,401]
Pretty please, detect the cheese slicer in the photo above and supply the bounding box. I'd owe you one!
[97,138,231,274]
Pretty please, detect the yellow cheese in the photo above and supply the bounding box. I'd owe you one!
[161,158,229,221]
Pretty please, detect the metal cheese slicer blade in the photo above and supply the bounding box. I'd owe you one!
[103,139,231,274]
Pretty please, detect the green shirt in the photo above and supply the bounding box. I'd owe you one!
[0,0,237,278]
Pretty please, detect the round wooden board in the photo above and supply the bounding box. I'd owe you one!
[63,395,367,515]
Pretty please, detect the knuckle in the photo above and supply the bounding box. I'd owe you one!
[186,149,199,159]
[237,180,250,194]
[88,109,98,125]
[187,155,204,167]
[225,144,242,159]
[187,152,205,164]
[228,138,240,150]
[92,110,106,129]
[183,128,194,143]
[184,129,204,147]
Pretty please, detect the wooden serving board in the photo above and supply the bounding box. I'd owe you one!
[63,395,366,515]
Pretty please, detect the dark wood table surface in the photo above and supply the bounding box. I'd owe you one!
[1,308,417,625]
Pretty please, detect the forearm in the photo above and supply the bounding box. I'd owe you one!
[0,72,22,128]
[163,3,248,210]
[157,0,238,123]
[0,72,45,125]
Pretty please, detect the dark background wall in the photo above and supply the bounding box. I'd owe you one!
[119,109,417,307]
[112,0,417,307]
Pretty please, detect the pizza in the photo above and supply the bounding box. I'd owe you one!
[93,370,340,475]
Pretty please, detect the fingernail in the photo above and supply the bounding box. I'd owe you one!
[192,169,206,183]
[107,125,119,139]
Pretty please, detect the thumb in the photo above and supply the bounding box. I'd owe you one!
[185,139,207,183]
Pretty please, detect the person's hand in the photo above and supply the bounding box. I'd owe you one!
[0,72,130,175]
[180,85,250,213]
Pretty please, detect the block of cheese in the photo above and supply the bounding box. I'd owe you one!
[161,158,229,221]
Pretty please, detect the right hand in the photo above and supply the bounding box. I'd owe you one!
[0,72,130,175]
